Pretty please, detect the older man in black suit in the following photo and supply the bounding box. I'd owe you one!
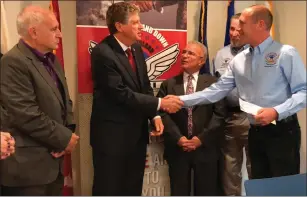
[157,41,226,195]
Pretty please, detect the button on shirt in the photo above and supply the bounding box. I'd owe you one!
[180,36,307,123]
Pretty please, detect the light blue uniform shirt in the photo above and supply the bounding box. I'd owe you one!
[180,36,306,123]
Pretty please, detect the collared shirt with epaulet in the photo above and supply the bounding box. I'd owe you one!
[213,44,246,107]
[180,36,307,123]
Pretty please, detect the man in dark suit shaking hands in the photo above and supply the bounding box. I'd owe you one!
[90,2,183,196]
[0,6,79,196]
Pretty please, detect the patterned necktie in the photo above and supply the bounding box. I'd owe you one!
[125,48,136,72]
[186,75,194,137]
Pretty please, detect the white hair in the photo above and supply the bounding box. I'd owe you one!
[187,40,208,59]
[16,6,50,38]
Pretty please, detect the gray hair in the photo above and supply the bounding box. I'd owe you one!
[16,6,51,38]
[187,40,208,59]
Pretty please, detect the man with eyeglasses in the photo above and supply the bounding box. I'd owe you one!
[157,41,226,195]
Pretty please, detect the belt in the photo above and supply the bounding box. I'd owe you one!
[227,106,242,113]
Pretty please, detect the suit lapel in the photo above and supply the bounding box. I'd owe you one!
[131,45,144,89]
[18,41,65,108]
[173,74,185,96]
[193,74,209,111]
[52,59,66,90]
[172,74,187,115]
[108,36,141,90]
[31,58,65,108]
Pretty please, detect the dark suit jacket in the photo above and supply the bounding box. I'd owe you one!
[90,35,158,155]
[157,74,226,162]
[0,40,74,186]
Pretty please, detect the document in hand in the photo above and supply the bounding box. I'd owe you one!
[239,98,276,125]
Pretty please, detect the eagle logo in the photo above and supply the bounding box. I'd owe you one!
[88,41,179,80]
[146,43,179,80]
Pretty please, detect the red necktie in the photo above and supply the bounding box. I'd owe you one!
[125,48,136,72]
[186,75,194,137]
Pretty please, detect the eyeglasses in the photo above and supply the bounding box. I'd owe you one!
[182,49,204,58]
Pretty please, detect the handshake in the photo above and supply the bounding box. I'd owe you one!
[160,95,184,113]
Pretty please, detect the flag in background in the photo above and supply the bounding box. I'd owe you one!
[224,0,235,46]
[198,0,211,74]
[264,0,275,38]
[49,1,73,196]
[1,1,10,53]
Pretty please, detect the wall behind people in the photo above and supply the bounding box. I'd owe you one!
[1,1,306,195]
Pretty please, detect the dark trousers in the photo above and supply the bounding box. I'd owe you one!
[1,172,63,196]
[167,149,218,196]
[248,115,301,179]
[92,140,147,196]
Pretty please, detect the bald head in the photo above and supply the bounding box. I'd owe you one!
[16,5,54,38]
[244,5,273,31]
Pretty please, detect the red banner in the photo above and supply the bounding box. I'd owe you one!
[77,27,186,94]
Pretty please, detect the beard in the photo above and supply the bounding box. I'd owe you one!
[230,39,243,47]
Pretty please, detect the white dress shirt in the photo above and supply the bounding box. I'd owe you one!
[183,71,199,94]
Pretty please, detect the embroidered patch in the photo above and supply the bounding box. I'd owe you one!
[223,58,231,64]
[265,52,279,65]
[220,57,231,68]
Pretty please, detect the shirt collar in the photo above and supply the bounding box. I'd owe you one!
[183,71,199,80]
[114,35,130,52]
[230,45,246,55]
[249,36,273,55]
[21,39,55,63]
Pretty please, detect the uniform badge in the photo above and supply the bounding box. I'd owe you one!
[265,52,279,65]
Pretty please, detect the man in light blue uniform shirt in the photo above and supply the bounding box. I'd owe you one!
[213,13,251,195]
[174,5,306,179]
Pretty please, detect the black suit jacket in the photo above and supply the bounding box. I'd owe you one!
[157,74,226,162]
[0,41,74,186]
[90,35,158,155]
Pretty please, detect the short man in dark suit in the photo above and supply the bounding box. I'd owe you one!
[157,41,227,195]
[0,6,79,195]
[90,2,182,196]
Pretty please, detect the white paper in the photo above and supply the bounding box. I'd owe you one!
[239,98,276,125]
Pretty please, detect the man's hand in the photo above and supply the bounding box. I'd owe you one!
[150,117,164,136]
[51,151,65,158]
[65,133,79,153]
[254,108,278,126]
[182,136,202,152]
[160,95,183,113]
[177,136,188,147]
[1,132,15,160]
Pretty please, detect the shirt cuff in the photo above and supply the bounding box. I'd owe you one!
[273,105,288,121]
[152,115,161,120]
[157,98,161,110]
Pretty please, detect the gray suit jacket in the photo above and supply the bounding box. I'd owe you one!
[0,40,74,187]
